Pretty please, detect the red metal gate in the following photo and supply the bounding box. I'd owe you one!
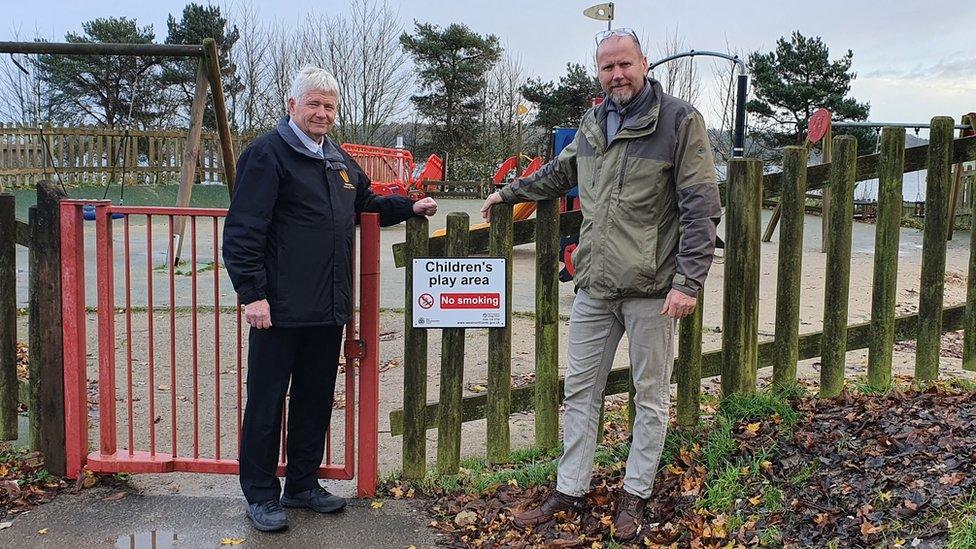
[59,201,380,496]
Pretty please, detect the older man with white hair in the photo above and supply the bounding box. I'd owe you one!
[223,66,437,532]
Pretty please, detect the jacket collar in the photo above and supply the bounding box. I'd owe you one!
[584,77,662,152]
[276,117,347,169]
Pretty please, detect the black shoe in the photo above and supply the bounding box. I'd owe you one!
[280,486,347,513]
[246,499,288,532]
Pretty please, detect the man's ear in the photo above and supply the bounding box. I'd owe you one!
[286,97,296,115]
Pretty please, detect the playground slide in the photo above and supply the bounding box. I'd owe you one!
[432,155,542,236]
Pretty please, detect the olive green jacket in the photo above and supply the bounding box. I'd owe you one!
[498,78,721,298]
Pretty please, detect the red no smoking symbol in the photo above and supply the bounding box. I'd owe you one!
[418,293,435,309]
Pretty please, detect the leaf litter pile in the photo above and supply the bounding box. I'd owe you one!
[383,381,976,547]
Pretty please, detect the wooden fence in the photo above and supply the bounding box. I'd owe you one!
[0,123,248,189]
[390,116,976,479]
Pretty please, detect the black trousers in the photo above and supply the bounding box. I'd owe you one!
[239,325,344,504]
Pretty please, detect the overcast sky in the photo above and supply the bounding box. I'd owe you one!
[5,0,974,136]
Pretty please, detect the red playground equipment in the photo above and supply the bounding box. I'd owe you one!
[340,143,443,200]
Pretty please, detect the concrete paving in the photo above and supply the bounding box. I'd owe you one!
[0,487,441,548]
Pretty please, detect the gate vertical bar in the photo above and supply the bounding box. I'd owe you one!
[95,203,117,457]
[124,216,134,454]
[59,201,87,477]
[357,213,380,497]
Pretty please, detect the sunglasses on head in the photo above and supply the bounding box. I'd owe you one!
[595,28,640,47]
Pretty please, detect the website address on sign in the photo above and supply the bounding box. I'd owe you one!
[440,293,501,309]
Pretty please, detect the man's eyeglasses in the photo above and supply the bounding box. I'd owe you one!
[595,28,640,47]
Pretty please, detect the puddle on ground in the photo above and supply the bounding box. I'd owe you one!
[115,531,178,549]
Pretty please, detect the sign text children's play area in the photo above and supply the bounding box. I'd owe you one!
[412,258,507,328]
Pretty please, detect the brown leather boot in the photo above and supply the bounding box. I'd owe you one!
[511,490,585,529]
[612,490,647,540]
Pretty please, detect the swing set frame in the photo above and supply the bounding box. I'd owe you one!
[0,39,237,260]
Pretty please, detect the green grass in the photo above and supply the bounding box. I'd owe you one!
[8,183,231,220]
[948,491,976,549]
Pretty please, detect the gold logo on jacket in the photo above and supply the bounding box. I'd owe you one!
[339,170,355,189]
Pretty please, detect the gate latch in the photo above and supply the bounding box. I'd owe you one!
[344,339,367,361]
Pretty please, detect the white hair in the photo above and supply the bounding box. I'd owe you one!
[287,65,340,103]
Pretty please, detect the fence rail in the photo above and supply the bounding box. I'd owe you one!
[0,123,249,188]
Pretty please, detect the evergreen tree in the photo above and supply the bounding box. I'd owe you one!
[36,17,162,127]
[400,22,501,180]
[747,31,871,153]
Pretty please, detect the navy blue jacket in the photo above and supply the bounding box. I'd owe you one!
[222,119,415,327]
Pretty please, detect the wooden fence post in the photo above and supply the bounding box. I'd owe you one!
[487,203,513,463]
[403,216,429,479]
[965,116,976,371]
[0,193,16,440]
[29,182,66,475]
[915,117,955,381]
[867,128,906,387]
[676,291,704,428]
[535,199,560,449]
[436,213,468,476]
[772,147,808,389]
[820,136,857,397]
[722,158,763,396]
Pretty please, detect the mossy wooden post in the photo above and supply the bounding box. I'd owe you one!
[487,203,513,463]
[436,213,469,475]
[772,147,808,389]
[0,194,16,440]
[535,199,560,449]
[820,136,857,397]
[867,128,906,387]
[30,182,67,474]
[820,126,833,254]
[403,216,429,479]
[721,158,763,396]
[676,291,704,428]
[965,119,976,372]
[915,117,955,381]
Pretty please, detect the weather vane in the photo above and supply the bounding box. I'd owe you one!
[583,2,614,30]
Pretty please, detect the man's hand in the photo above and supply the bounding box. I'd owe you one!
[480,191,504,222]
[661,288,697,319]
[412,197,438,216]
[245,299,272,329]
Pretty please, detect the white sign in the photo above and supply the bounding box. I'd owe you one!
[412,258,507,328]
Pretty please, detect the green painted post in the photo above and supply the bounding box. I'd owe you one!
[820,135,857,397]
[772,147,808,389]
[436,213,469,475]
[487,203,513,463]
[721,158,763,396]
[868,128,906,387]
[403,216,429,479]
[915,117,955,381]
[534,200,560,449]
[676,292,704,428]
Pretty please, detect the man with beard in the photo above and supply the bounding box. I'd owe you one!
[480,30,720,540]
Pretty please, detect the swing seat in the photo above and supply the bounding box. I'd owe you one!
[82,204,125,221]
